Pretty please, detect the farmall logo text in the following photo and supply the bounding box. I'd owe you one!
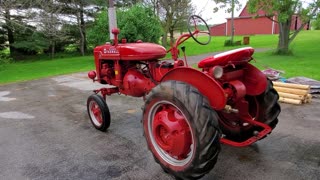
[103,47,119,54]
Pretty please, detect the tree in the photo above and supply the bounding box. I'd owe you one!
[0,0,32,57]
[312,13,320,29]
[213,0,242,43]
[248,0,320,54]
[35,0,68,58]
[56,0,108,55]
[158,0,194,46]
[117,5,162,43]
[87,5,162,46]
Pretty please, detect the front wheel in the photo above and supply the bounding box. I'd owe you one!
[143,81,221,180]
[87,94,111,132]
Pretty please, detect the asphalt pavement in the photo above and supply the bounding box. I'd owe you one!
[0,65,320,179]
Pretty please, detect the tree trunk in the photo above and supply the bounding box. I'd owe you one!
[230,0,235,43]
[277,21,291,54]
[50,40,55,59]
[79,2,87,54]
[4,9,15,57]
[161,30,168,46]
[169,26,174,45]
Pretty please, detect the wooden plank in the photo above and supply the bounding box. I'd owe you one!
[273,81,310,90]
[278,92,305,100]
[274,86,309,96]
[278,97,302,105]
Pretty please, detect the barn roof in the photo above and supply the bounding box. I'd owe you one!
[238,3,266,17]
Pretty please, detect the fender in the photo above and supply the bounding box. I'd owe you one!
[243,63,268,96]
[161,67,226,110]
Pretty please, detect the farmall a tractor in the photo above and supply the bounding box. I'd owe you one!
[86,8,281,180]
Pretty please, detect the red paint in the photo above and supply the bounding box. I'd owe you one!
[210,23,226,36]
[210,3,309,36]
[153,104,192,158]
[220,116,272,147]
[90,102,103,125]
[239,4,266,17]
[219,98,271,147]
[242,63,267,96]
[198,47,254,68]
[88,17,277,149]
[161,67,226,110]
[226,80,247,101]
[88,71,96,80]
[122,69,155,97]
[94,43,166,61]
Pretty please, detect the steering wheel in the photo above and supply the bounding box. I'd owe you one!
[187,15,211,45]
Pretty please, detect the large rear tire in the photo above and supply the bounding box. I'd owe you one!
[218,79,281,141]
[143,81,221,180]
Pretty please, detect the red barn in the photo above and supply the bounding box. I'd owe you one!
[210,4,309,36]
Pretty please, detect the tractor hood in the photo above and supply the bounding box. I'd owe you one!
[94,42,166,61]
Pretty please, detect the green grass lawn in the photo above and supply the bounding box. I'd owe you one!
[0,30,319,84]
[252,30,320,80]
[182,34,279,57]
[0,56,95,84]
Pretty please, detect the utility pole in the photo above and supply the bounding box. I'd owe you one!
[108,0,117,40]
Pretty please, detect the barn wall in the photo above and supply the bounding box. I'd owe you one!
[210,23,226,36]
[227,17,274,35]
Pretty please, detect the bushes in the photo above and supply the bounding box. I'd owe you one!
[0,51,13,70]
[87,4,163,46]
[224,39,242,46]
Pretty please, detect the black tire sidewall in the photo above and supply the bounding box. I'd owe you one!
[143,81,221,179]
[87,94,111,131]
[143,96,197,172]
[218,79,280,141]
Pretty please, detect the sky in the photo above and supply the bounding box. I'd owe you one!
[191,0,248,25]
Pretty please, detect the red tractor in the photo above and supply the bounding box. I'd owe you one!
[87,15,280,179]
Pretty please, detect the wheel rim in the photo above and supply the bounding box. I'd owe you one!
[148,100,194,167]
[89,100,103,127]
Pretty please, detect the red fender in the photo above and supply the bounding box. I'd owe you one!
[161,67,226,110]
[243,63,268,96]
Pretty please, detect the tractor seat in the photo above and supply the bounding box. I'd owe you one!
[198,47,254,68]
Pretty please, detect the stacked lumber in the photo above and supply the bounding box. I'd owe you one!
[273,81,312,105]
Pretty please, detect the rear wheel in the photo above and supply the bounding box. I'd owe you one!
[87,94,111,132]
[218,79,281,141]
[143,81,221,180]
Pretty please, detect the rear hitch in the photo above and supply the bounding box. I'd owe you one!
[220,116,272,147]
[224,105,239,114]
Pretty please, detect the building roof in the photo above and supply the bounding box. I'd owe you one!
[239,3,267,17]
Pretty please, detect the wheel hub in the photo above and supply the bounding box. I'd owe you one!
[90,101,103,125]
[152,105,192,159]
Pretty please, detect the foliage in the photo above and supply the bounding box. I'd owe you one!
[248,0,320,54]
[213,0,242,43]
[213,0,242,13]
[87,5,162,46]
[117,5,162,43]
[312,14,320,29]
[157,0,194,46]
[87,10,110,46]
[0,27,7,50]
[1,31,319,84]
[12,25,49,55]
[0,51,12,70]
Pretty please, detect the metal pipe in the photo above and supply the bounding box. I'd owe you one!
[108,0,117,40]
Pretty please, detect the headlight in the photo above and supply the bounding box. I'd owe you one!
[212,66,223,79]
